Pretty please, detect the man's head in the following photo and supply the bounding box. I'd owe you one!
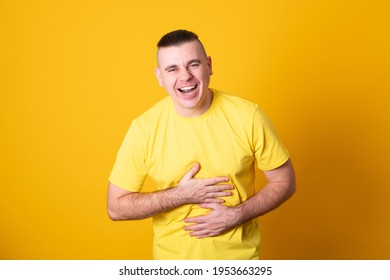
[154,30,213,117]
[157,29,200,49]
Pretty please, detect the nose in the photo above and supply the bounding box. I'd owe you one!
[179,68,193,81]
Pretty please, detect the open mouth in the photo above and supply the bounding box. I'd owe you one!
[178,85,197,94]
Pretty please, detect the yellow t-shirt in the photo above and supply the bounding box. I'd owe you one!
[109,89,290,259]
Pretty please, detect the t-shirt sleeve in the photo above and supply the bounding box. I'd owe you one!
[252,105,290,170]
[109,120,148,192]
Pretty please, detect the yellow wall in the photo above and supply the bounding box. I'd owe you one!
[1,0,389,259]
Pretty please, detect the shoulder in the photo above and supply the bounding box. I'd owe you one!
[213,89,259,116]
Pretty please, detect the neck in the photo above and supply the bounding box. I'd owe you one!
[176,88,214,118]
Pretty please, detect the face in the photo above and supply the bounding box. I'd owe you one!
[154,40,213,117]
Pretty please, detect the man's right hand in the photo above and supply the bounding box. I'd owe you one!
[107,162,233,220]
[174,163,233,204]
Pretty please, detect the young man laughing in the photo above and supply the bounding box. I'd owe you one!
[108,30,296,260]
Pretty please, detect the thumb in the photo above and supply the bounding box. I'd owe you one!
[181,162,201,181]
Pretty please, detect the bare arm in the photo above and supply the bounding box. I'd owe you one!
[184,158,296,238]
[107,163,234,220]
[234,158,296,222]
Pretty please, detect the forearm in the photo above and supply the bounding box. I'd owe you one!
[233,180,296,225]
[108,187,185,221]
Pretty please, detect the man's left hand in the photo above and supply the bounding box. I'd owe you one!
[183,203,240,238]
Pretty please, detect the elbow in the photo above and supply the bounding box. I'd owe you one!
[107,201,140,221]
[288,179,297,198]
[290,183,296,197]
[107,207,120,221]
[107,202,125,221]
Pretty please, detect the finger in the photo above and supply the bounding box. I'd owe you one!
[207,184,234,192]
[183,223,204,231]
[181,163,200,181]
[184,222,211,234]
[184,216,206,224]
[202,176,230,186]
[205,191,232,198]
[189,229,214,238]
[198,203,219,209]
[204,198,225,204]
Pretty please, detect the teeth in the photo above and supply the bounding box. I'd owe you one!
[179,85,196,92]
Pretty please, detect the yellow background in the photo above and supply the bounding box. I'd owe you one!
[1,0,389,259]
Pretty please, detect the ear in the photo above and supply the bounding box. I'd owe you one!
[154,68,163,86]
[207,56,213,76]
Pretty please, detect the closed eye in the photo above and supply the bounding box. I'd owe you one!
[166,67,177,73]
[188,63,200,69]
[188,59,201,70]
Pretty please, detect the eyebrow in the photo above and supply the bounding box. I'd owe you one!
[164,59,202,71]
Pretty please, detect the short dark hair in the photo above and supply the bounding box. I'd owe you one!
[157,29,199,48]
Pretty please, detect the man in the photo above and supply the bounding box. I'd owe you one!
[107,29,296,260]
